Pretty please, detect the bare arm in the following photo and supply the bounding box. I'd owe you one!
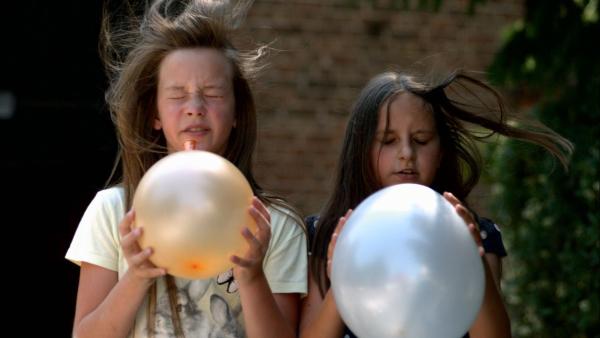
[469,258,511,338]
[73,264,152,338]
[484,253,503,290]
[233,197,298,338]
[73,210,165,338]
[237,274,300,338]
[444,193,511,338]
[299,210,352,338]
[298,273,345,338]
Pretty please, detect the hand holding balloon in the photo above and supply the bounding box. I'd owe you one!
[443,191,484,257]
[118,209,166,281]
[327,209,352,279]
[231,197,272,285]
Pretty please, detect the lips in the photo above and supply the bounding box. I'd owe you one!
[397,169,416,175]
[183,124,210,133]
[182,124,210,138]
[392,169,418,183]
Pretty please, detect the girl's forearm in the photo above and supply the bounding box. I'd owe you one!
[299,290,345,338]
[469,258,511,338]
[74,271,153,338]
[238,272,296,338]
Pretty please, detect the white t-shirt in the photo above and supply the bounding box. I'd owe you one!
[66,187,307,338]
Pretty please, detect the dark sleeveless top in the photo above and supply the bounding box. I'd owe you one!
[305,214,507,338]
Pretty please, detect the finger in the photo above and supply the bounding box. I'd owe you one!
[121,226,141,247]
[230,254,254,268]
[455,204,476,228]
[467,222,483,245]
[443,191,460,206]
[333,211,351,237]
[140,268,168,279]
[118,209,136,238]
[128,248,167,278]
[120,227,143,257]
[241,226,263,253]
[327,231,339,260]
[249,206,271,243]
[129,247,155,267]
[327,215,347,260]
[252,197,271,224]
[467,223,485,256]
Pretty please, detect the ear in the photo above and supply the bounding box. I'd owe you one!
[154,117,162,130]
[232,118,237,128]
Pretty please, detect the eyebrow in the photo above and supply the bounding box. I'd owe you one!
[376,129,436,135]
[164,84,228,91]
[164,86,185,91]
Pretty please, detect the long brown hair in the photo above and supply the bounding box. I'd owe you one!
[310,70,573,296]
[100,0,299,336]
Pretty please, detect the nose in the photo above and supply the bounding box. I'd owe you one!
[398,141,414,160]
[186,96,206,117]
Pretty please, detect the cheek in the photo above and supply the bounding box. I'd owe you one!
[424,147,443,178]
[371,148,389,179]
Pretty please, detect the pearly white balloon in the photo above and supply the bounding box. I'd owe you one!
[331,183,484,338]
[133,150,256,279]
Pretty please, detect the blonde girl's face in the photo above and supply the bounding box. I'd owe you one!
[155,48,236,154]
[371,92,443,188]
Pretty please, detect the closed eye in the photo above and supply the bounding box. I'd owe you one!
[205,94,224,99]
[383,138,396,145]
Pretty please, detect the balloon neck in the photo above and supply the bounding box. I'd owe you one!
[184,140,197,151]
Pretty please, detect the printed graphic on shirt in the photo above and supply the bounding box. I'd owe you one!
[217,269,239,293]
[150,279,244,337]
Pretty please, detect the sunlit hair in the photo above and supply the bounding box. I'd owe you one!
[100,1,299,336]
[102,0,264,205]
[310,70,573,295]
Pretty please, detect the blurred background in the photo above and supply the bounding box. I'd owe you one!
[1,0,597,336]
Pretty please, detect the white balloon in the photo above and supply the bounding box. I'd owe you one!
[331,184,484,338]
[133,150,256,279]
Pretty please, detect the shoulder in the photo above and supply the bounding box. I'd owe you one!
[80,186,127,234]
[83,186,125,211]
[94,186,125,206]
[267,204,305,238]
[65,186,125,269]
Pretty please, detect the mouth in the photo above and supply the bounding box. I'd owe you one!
[392,169,418,182]
[184,126,209,133]
[182,126,210,138]
[396,169,417,175]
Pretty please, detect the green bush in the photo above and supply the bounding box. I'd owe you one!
[485,1,600,336]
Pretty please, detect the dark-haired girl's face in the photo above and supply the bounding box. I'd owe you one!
[372,92,442,188]
[155,48,236,155]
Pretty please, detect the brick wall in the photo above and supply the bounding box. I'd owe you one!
[239,0,523,216]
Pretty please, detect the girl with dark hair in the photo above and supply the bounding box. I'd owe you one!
[299,71,572,338]
[66,1,306,337]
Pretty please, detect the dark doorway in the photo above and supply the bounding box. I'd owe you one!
[0,1,116,335]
